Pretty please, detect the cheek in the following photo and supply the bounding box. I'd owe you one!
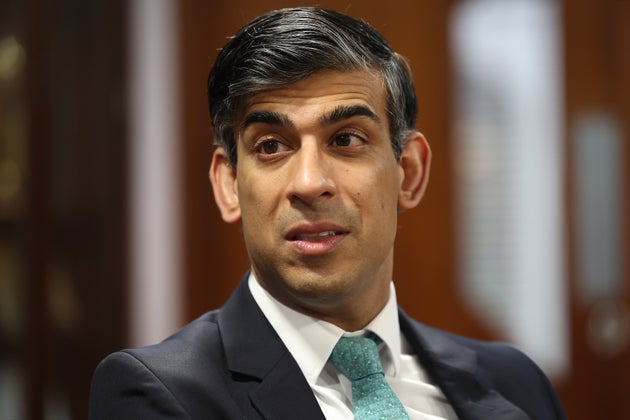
[238,172,270,209]
[352,171,399,220]
[237,175,285,238]
[236,180,265,231]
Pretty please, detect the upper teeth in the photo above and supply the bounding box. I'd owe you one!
[296,231,338,241]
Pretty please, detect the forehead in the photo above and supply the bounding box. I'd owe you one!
[241,70,387,119]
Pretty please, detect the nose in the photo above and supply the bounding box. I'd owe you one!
[288,143,336,207]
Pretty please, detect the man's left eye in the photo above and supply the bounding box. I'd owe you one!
[332,133,363,147]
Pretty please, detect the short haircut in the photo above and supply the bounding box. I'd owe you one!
[207,7,418,165]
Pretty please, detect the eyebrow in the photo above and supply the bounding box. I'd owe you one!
[242,111,295,131]
[319,104,381,126]
[241,104,381,132]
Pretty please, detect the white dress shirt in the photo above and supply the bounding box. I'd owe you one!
[248,274,458,420]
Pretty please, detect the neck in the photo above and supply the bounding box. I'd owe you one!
[292,281,391,332]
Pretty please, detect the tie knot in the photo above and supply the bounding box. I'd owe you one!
[330,335,383,381]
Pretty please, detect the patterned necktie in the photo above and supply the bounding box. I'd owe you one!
[330,335,409,419]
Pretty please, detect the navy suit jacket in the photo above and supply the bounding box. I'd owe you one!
[89,275,566,419]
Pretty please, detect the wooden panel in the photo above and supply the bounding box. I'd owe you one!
[9,1,129,418]
[559,0,630,419]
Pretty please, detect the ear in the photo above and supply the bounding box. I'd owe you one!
[398,131,431,211]
[209,147,241,223]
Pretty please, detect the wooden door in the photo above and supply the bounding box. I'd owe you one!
[559,0,630,418]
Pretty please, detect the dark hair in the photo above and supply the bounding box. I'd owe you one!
[207,7,417,165]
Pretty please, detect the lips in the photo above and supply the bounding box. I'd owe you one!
[285,223,348,255]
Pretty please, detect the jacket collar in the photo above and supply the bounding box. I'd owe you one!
[217,274,325,420]
[399,309,531,420]
[217,275,530,420]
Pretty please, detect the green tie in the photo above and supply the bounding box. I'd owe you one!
[330,335,410,419]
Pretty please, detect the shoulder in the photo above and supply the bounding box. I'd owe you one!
[447,330,566,418]
[89,310,240,419]
[414,321,549,386]
[100,309,224,382]
[124,311,222,367]
[404,315,548,383]
[401,313,566,418]
[401,310,542,373]
[444,331,548,386]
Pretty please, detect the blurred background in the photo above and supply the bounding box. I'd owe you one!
[0,0,628,418]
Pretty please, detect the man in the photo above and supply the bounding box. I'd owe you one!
[89,7,566,419]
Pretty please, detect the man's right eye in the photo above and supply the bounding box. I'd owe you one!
[256,140,286,155]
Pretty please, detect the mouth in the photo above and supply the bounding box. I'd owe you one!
[285,223,348,255]
[290,230,344,242]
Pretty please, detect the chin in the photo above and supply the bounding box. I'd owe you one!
[285,272,354,300]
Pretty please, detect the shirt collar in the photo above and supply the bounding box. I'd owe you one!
[248,272,402,384]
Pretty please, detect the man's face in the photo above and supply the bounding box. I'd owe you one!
[211,70,430,329]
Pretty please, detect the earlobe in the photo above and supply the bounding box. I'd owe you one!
[398,131,431,211]
[209,147,241,223]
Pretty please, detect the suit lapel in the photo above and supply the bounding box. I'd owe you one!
[218,275,325,420]
[248,351,326,420]
[399,310,531,420]
[217,276,529,419]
